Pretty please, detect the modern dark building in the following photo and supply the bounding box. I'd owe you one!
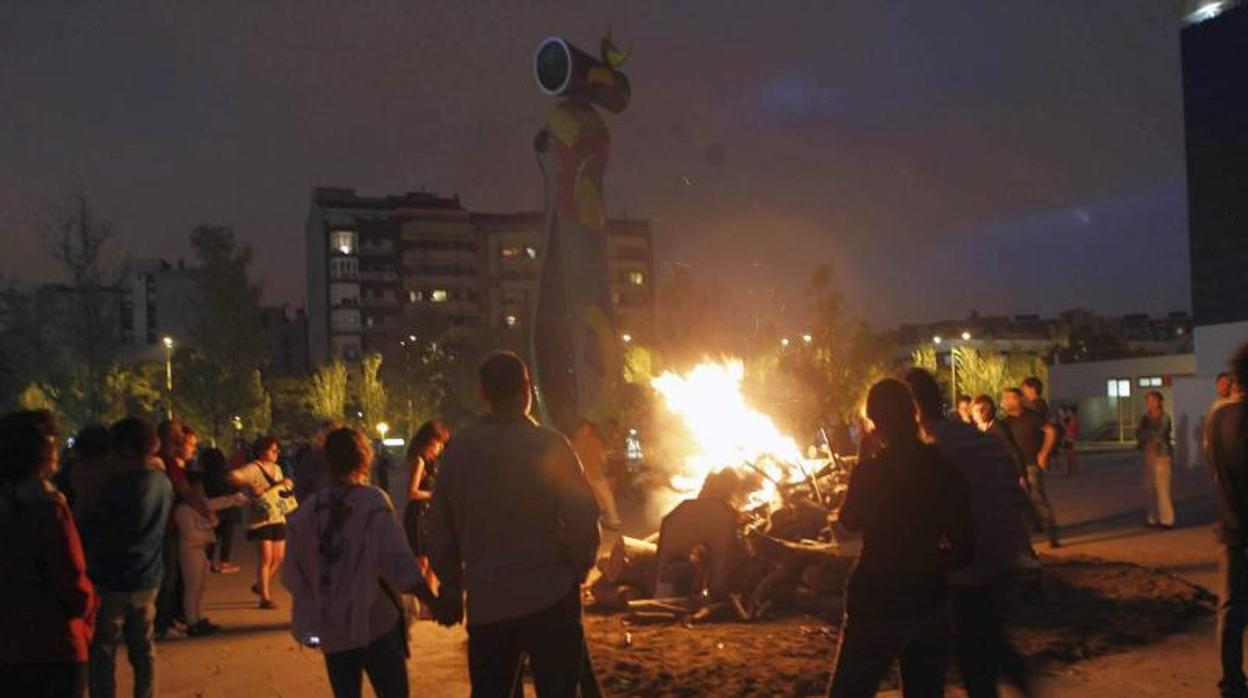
[1181,0,1248,326]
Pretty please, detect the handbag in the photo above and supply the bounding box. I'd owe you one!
[249,464,299,529]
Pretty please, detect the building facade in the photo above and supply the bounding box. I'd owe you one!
[1182,0,1248,326]
[306,188,656,366]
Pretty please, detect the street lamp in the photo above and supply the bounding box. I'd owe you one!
[621,333,632,344]
[946,332,972,408]
[376,421,390,440]
[162,336,174,419]
[780,337,790,348]
[801,333,813,344]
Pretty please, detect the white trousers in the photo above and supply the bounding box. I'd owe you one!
[1144,452,1175,527]
[180,543,210,625]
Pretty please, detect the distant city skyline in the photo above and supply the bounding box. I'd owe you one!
[1,1,1191,326]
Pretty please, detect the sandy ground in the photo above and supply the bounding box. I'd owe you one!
[109,449,1227,696]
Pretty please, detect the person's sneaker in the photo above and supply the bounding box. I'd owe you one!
[155,626,186,642]
[186,620,221,637]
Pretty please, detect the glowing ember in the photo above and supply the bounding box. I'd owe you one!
[651,359,808,506]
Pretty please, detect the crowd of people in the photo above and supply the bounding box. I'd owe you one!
[3,342,1248,697]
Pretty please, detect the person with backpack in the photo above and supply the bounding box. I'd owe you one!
[0,410,98,698]
[282,427,439,698]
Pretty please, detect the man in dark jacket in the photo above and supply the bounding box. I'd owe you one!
[906,370,1034,697]
[81,418,173,698]
[426,351,601,697]
[1208,343,1248,698]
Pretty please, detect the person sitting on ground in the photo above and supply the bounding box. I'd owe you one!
[425,351,602,697]
[283,427,439,698]
[81,417,173,698]
[0,410,98,698]
[826,378,974,698]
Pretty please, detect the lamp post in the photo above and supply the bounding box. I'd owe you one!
[377,421,390,441]
[162,336,175,419]
[935,332,972,410]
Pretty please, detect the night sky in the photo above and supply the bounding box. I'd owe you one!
[0,1,1190,328]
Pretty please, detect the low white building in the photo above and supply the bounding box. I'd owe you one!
[1049,354,1195,450]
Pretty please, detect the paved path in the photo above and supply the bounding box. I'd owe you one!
[114,450,1227,696]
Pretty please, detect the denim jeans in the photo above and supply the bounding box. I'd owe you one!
[467,586,586,698]
[1024,465,1059,545]
[827,605,951,698]
[324,625,409,698]
[88,587,158,698]
[1220,545,1248,698]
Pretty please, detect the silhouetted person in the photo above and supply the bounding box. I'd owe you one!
[0,410,97,698]
[1207,343,1248,698]
[82,417,172,698]
[905,369,1033,698]
[65,424,112,520]
[1138,391,1175,529]
[827,378,974,698]
[426,351,601,697]
[1003,388,1061,548]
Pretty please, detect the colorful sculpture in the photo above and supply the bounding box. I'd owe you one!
[531,33,630,434]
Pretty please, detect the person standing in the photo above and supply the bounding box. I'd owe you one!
[0,410,98,698]
[905,370,1033,698]
[1208,344,1248,698]
[1003,388,1061,548]
[64,424,112,520]
[81,417,173,698]
[402,420,450,596]
[201,448,243,574]
[1137,391,1176,529]
[425,352,601,697]
[827,378,975,697]
[229,436,295,609]
[284,427,440,698]
[1060,407,1079,477]
[955,395,975,425]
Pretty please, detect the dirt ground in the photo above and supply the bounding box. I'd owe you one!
[585,555,1214,697]
[124,450,1228,696]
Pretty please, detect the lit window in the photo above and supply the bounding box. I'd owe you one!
[501,244,523,258]
[1118,379,1131,398]
[1107,379,1119,398]
[1150,377,1163,387]
[628,271,645,285]
[330,230,357,255]
[430,289,449,303]
[504,314,518,327]
[525,246,538,259]
[1138,377,1149,388]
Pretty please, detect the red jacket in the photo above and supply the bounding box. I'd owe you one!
[0,479,97,664]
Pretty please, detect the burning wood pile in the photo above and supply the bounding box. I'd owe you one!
[588,360,857,623]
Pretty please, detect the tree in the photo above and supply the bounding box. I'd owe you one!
[41,190,121,425]
[307,359,348,422]
[178,225,269,442]
[912,344,1049,406]
[356,352,388,433]
[773,264,892,436]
